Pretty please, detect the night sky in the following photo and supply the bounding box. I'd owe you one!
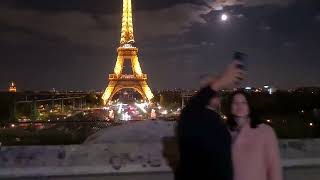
[1,0,320,91]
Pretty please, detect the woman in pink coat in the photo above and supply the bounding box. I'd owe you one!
[226,91,283,180]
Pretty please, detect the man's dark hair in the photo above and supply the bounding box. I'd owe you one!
[225,90,262,130]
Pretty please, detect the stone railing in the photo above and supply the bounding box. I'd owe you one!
[1,121,320,179]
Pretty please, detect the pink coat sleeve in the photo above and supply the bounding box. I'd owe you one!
[265,127,283,180]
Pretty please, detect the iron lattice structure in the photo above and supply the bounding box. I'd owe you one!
[102,0,154,104]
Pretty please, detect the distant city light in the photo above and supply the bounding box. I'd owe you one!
[118,103,123,114]
[245,87,252,90]
[309,123,314,127]
[122,112,131,121]
[266,119,272,123]
[161,110,168,115]
[135,103,147,113]
[11,124,15,128]
[151,109,157,119]
[103,107,109,110]
[264,85,270,89]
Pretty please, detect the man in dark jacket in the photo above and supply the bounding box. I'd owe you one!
[177,61,244,180]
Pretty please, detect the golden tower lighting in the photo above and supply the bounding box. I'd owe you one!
[102,0,154,104]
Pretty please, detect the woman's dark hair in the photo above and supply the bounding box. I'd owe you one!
[225,90,262,130]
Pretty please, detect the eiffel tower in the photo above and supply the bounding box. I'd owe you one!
[102,0,154,104]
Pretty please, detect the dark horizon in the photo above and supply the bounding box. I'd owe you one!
[1,0,320,91]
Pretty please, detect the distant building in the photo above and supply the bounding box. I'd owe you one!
[263,85,277,94]
[237,85,277,94]
[294,87,320,94]
[8,82,17,93]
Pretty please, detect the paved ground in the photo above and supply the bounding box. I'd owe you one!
[283,166,320,180]
[6,166,320,180]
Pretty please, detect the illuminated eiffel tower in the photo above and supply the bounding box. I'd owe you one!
[102,0,154,104]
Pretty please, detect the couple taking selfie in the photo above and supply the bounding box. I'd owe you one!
[177,53,282,180]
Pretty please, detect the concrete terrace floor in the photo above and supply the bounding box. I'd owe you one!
[6,166,320,180]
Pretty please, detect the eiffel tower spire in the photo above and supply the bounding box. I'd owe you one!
[120,0,135,46]
[102,0,154,104]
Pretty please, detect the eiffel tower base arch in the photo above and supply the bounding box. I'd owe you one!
[103,79,151,104]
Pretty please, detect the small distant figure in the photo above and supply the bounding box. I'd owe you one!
[226,91,283,180]
[109,110,115,119]
[151,109,157,120]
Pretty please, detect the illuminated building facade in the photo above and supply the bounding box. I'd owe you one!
[9,82,17,92]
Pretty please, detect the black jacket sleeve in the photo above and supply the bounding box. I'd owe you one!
[177,87,233,180]
[182,86,217,112]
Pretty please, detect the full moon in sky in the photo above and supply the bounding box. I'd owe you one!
[221,14,228,21]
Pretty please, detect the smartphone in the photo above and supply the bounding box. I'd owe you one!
[233,52,248,70]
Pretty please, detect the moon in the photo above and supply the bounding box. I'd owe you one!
[221,14,228,21]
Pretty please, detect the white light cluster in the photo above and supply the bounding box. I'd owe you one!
[122,112,131,121]
[135,103,147,113]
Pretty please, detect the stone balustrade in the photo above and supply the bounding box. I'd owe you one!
[1,120,319,179]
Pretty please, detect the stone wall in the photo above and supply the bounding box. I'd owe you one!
[1,120,320,179]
